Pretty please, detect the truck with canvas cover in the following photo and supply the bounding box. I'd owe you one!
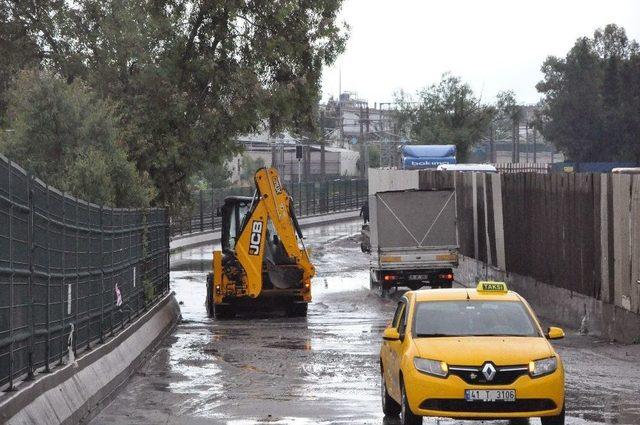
[368,173,459,291]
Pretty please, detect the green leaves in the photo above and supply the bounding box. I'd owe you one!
[1,70,155,207]
[397,73,495,162]
[537,24,640,162]
[2,0,347,208]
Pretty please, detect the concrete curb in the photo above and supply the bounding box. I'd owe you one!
[456,256,640,344]
[169,210,361,253]
[0,293,181,425]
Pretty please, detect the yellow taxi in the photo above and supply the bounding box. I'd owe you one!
[380,281,565,425]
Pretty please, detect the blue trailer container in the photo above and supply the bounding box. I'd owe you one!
[401,145,457,170]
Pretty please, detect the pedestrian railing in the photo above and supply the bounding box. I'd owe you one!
[170,179,368,237]
[495,163,550,173]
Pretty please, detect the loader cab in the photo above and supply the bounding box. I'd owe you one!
[220,196,254,253]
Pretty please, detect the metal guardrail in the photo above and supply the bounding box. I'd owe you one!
[0,155,170,391]
[170,179,369,237]
[495,163,550,173]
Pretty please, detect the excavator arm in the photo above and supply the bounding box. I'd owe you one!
[227,168,315,299]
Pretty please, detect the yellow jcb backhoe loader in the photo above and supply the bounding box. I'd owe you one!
[206,168,315,318]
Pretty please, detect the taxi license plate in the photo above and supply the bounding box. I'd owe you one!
[409,274,430,280]
[465,389,516,402]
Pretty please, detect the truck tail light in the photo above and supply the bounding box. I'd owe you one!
[438,273,454,281]
[383,274,398,281]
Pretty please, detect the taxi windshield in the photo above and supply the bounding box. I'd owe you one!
[413,300,539,338]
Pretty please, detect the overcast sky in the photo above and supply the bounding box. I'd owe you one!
[321,0,640,106]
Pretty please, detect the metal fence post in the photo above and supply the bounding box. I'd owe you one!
[74,199,79,355]
[199,190,204,232]
[109,208,115,338]
[213,192,218,231]
[44,184,51,372]
[305,182,310,216]
[326,181,330,213]
[26,174,34,381]
[331,181,335,212]
[7,161,14,390]
[355,180,359,208]
[58,192,65,366]
[120,210,125,331]
[99,206,104,344]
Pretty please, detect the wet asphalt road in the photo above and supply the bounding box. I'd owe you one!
[92,220,640,425]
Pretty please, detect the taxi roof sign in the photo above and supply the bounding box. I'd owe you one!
[476,281,508,294]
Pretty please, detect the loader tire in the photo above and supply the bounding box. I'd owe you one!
[214,303,235,319]
[205,273,215,317]
[286,302,308,317]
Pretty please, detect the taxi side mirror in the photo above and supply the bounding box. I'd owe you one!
[383,327,400,341]
[546,326,565,340]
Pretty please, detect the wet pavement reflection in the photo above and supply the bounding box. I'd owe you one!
[91,219,640,425]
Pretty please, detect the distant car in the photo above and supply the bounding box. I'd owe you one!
[380,281,565,425]
[611,167,640,174]
[436,163,498,173]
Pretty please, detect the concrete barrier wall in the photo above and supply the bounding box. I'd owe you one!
[0,294,180,425]
[456,256,640,344]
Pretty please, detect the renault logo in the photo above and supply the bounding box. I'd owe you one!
[482,362,496,381]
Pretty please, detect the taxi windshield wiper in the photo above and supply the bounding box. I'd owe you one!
[468,333,529,337]
[415,333,454,338]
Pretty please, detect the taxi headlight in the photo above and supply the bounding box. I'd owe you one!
[414,357,448,378]
[529,356,557,378]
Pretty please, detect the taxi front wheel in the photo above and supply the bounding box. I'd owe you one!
[400,381,422,425]
[541,404,565,425]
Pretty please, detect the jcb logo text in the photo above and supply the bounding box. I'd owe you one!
[249,220,263,255]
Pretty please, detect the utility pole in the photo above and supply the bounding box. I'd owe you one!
[279,142,285,180]
[533,126,537,164]
[306,143,311,180]
[392,122,399,168]
[489,124,496,164]
[271,137,277,169]
[320,110,326,181]
[295,144,303,184]
[516,121,520,163]
[512,119,521,163]
[525,122,529,163]
[337,93,343,142]
[365,105,370,173]
[359,105,365,178]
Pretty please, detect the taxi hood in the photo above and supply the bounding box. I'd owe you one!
[413,336,553,365]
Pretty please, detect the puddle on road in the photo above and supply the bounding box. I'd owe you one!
[92,219,640,425]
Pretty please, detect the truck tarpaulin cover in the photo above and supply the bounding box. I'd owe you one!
[402,145,456,169]
[375,190,457,248]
